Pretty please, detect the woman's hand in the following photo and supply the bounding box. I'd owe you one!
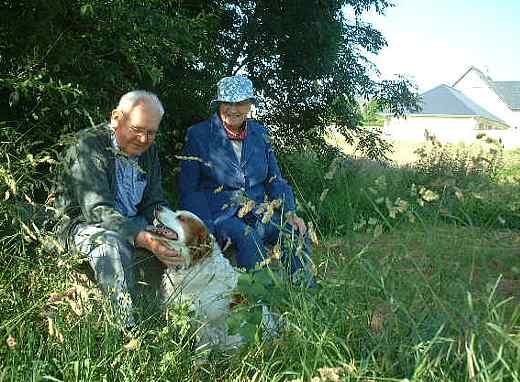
[135,229,184,267]
[286,212,307,235]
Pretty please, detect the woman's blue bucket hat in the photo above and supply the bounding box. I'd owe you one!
[210,75,259,110]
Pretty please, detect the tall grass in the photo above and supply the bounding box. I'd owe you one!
[2,134,520,381]
[283,136,520,237]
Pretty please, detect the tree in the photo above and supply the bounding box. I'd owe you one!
[1,1,417,162]
[201,0,420,158]
[0,0,220,239]
[0,0,418,284]
[1,0,419,245]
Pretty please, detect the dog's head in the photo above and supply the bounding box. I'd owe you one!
[154,207,213,266]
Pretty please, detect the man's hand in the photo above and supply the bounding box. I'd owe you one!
[286,212,307,235]
[135,228,184,267]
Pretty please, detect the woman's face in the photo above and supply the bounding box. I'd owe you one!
[219,101,252,131]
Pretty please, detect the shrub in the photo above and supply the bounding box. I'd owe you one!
[281,133,520,239]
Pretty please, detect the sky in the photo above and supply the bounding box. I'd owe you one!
[364,0,520,93]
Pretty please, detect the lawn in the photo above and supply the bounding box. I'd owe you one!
[1,138,520,381]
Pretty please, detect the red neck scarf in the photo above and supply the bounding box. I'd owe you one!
[223,121,247,141]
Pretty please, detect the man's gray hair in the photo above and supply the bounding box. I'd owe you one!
[116,90,165,117]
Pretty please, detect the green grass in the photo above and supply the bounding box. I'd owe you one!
[2,223,520,381]
[2,140,520,381]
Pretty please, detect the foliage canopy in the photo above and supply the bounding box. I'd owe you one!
[0,0,419,245]
[1,0,418,161]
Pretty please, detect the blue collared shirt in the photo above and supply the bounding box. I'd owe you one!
[112,134,147,217]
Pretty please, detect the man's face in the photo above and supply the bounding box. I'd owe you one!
[111,102,162,157]
[219,101,252,131]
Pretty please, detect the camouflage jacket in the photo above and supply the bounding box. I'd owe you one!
[55,123,169,249]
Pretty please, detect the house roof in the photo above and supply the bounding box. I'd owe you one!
[453,66,493,88]
[492,81,520,110]
[411,84,507,124]
[453,66,520,110]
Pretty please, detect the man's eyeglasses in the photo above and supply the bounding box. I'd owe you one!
[123,113,158,140]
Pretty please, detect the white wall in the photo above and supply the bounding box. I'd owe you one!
[454,70,520,128]
[480,128,520,149]
[512,110,520,129]
[383,115,520,148]
[384,115,477,142]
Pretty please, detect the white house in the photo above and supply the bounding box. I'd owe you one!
[383,67,520,146]
[453,66,520,129]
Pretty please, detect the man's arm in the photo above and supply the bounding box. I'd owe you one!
[69,136,144,245]
[69,137,182,263]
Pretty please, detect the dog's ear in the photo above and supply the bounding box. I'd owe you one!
[183,217,212,263]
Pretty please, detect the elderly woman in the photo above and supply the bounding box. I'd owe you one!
[179,75,313,278]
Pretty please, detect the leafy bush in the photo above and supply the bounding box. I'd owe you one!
[413,133,504,182]
[281,134,520,238]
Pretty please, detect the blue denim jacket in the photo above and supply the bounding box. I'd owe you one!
[179,113,296,233]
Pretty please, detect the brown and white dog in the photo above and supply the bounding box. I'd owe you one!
[153,207,243,350]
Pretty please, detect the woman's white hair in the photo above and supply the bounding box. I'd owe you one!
[116,90,165,117]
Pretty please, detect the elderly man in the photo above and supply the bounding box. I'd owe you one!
[57,91,182,329]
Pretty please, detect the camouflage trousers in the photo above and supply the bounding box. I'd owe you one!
[72,216,162,328]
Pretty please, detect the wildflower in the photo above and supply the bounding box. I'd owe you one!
[319,188,329,203]
[6,335,16,349]
[270,198,282,209]
[271,244,282,260]
[317,366,343,382]
[419,187,439,202]
[261,204,274,224]
[47,317,64,343]
[123,338,141,351]
[238,199,256,218]
[257,258,272,268]
[307,221,319,245]
[396,199,409,213]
